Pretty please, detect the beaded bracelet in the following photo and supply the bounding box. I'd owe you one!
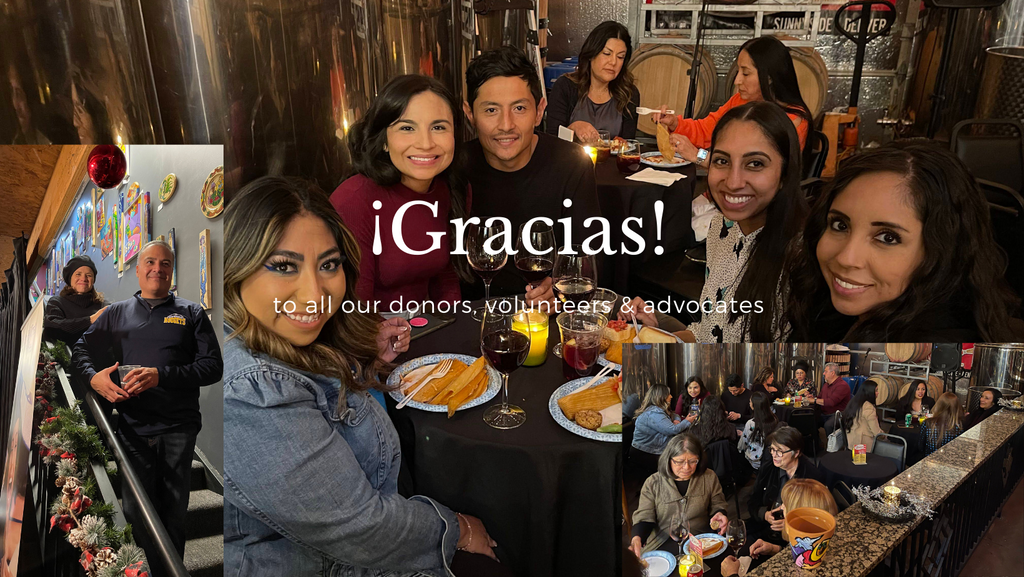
[456,513,472,551]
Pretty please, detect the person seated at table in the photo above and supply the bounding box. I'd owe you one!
[786,142,1021,342]
[680,102,808,343]
[843,380,881,451]
[545,21,640,141]
[963,388,1003,430]
[629,434,730,558]
[895,380,935,423]
[727,478,839,575]
[920,392,965,457]
[43,255,108,347]
[748,426,824,523]
[632,384,696,478]
[691,396,739,448]
[739,392,781,472]
[783,361,811,398]
[463,46,601,303]
[806,362,850,429]
[653,35,812,166]
[750,367,780,400]
[674,375,710,416]
[222,177,507,576]
[332,75,470,306]
[722,373,753,425]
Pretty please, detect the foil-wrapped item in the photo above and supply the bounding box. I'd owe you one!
[851,484,936,523]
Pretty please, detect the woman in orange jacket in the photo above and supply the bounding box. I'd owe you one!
[654,36,812,167]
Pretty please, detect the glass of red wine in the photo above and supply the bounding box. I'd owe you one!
[514,222,555,292]
[551,246,597,357]
[481,296,532,429]
[726,518,746,557]
[556,311,607,381]
[670,498,690,559]
[467,221,508,321]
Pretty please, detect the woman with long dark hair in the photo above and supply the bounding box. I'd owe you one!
[43,255,107,346]
[750,367,780,400]
[787,142,1020,341]
[691,396,739,447]
[674,375,710,416]
[223,177,506,576]
[738,392,780,470]
[332,74,471,306]
[682,101,808,342]
[895,380,935,423]
[963,388,1003,430]
[655,35,812,165]
[843,381,881,451]
[545,21,639,141]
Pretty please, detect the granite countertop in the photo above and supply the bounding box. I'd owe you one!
[748,409,1024,577]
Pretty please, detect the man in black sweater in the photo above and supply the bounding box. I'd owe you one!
[722,373,753,426]
[463,46,602,302]
[72,241,223,563]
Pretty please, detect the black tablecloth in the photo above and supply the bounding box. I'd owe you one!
[387,308,621,577]
[594,159,696,296]
[653,531,741,577]
[771,402,817,424]
[817,451,899,490]
[886,424,924,466]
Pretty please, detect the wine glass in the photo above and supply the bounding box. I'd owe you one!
[669,498,691,559]
[557,311,608,381]
[514,222,555,292]
[467,221,508,321]
[481,296,531,429]
[726,518,746,557]
[551,246,597,357]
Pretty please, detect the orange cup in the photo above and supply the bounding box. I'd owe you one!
[784,507,836,570]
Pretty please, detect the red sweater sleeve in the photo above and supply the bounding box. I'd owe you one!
[330,178,378,303]
[428,181,472,304]
[823,378,851,415]
[673,93,747,149]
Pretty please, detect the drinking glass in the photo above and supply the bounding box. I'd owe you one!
[616,140,642,174]
[669,498,691,559]
[514,222,555,291]
[595,130,612,162]
[481,297,531,429]
[726,518,746,557]
[467,221,507,321]
[557,311,607,381]
[589,287,621,317]
[117,364,143,388]
[551,247,597,357]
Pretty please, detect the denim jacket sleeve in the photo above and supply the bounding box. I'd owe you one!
[223,365,458,575]
[647,409,690,436]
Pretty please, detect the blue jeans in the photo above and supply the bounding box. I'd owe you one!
[117,422,199,571]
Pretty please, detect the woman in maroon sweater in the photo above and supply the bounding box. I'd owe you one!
[332,75,470,307]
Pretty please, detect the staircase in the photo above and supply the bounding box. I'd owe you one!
[184,459,224,577]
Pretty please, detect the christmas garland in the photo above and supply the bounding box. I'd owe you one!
[34,342,152,577]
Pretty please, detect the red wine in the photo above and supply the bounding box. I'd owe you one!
[482,330,530,374]
[471,265,502,283]
[562,338,601,380]
[515,256,553,284]
[554,277,595,304]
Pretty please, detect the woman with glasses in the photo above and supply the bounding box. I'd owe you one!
[629,434,729,558]
[747,427,823,532]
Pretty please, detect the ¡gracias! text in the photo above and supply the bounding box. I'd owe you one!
[370,198,667,257]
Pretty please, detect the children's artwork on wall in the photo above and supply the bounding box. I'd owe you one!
[167,228,177,295]
[142,192,151,245]
[126,181,141,206]
[100,218,113,260]
[77,206,87,253]
[84,203,92,249]
[95,195,105,239]
[111,203,119,270]
[199,229,211,309]
[52,248,58,293]
[29,282,40,307]
[35,265,47,299]
[122,195,144,264]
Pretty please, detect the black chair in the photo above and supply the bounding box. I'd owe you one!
[803,128,830,180]
[704,438,744,516]
[873,433,907,472]
[831,480,857,512]
[788,408,820,460]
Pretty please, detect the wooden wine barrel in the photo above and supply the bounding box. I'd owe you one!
[630,44,717,136]
[868,375,907,406]
[885,343,932,364]
[724,38,829,121]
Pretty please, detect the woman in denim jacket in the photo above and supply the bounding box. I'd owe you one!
[631,384,695,479]
[222,177,503,577]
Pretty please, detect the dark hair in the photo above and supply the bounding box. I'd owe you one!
[636,383,674,420]
[738,36,813,134]
[681,376,708,408]
[766,426,803,457]
[786,142,1019,342]
[750,391,780,445]
[897,380,930,410]
[753,367,775,390]
[793,361,809,375]
[725,373,742,390]
[466,46,543,108]
[709,102,808,341]
[842,380,877,432]
[691,396,734,446]
[568,21,636,117]
[659,433,708,480]
[984,388,1003,403]
[347,74,471,282]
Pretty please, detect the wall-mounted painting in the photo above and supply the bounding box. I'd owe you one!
[93,189,102,246]
[77,206,87,254]
[121,194,147,265]
[84,203,92,250]
[100,217,113,260]
[35,265,47,299]
[111,203,119,270]
[168,228,177,295]
[51,248,57,294]
[199,229,211,309]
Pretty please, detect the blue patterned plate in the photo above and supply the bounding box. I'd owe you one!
[596,354,621,372]
[640,550,676,577]
[387,353,500,413]
[548,377,622,443]
[684,533,727,559]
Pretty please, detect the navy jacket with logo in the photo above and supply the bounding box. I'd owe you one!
[72,291,223,435]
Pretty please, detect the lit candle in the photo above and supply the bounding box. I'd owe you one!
[584,146,597,164]
[513,311,549,367]
[883,485,901,505]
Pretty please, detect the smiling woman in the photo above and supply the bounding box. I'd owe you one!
[331,74,471,306]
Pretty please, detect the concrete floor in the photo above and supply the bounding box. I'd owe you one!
[961,479,1024,577]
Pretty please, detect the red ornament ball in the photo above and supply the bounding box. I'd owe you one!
[87,145,127,189]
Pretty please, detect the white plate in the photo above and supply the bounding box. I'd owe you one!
[684,533,728,559]
[548,377,622,443]
[387,353,500,412]
[640,151,690,168]
[640,550,676,577]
